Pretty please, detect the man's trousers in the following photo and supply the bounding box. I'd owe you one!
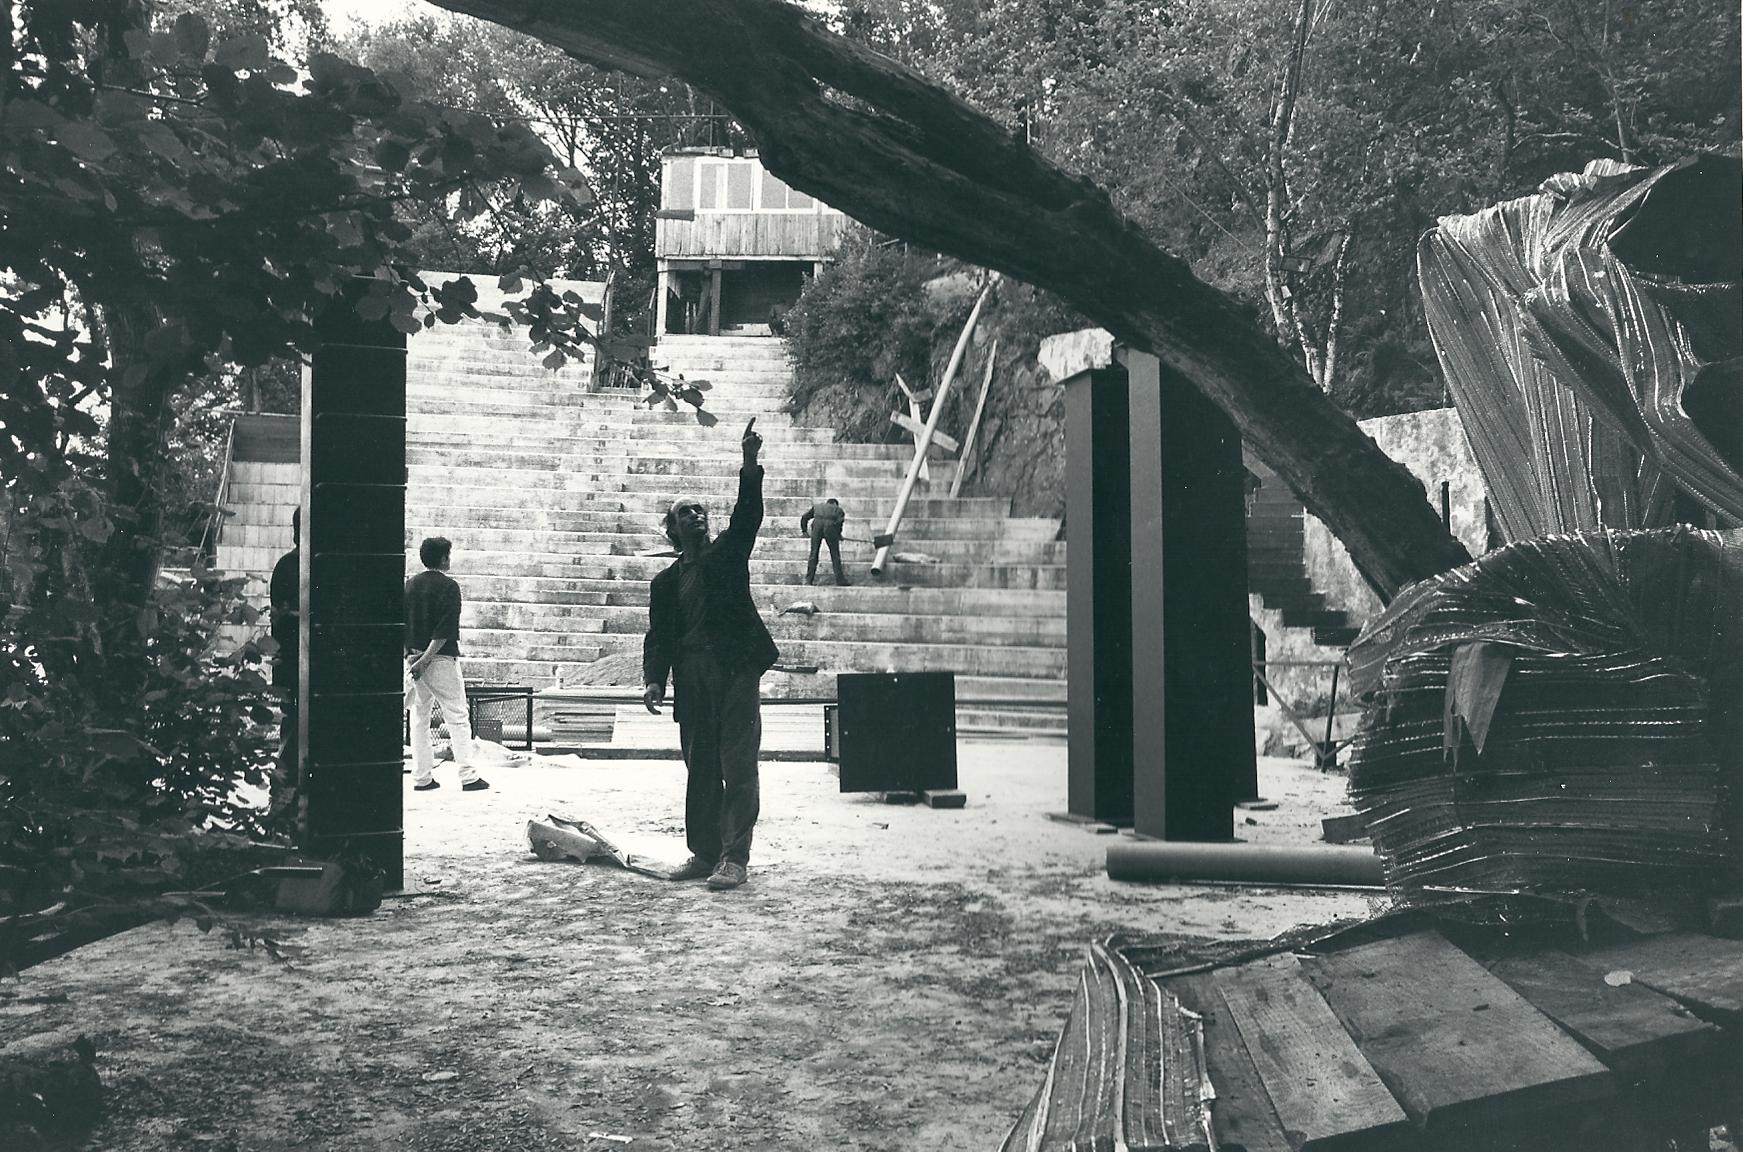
[407,655,481,786]
[676,649,762,866]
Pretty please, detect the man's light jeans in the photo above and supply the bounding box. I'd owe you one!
[407,655,480,786]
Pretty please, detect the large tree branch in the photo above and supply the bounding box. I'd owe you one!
[427,0,1471,599]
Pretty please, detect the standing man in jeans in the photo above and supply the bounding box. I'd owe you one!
[643,420,779,890]
[405,536,489,793]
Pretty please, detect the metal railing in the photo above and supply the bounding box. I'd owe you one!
[196,415,240,568]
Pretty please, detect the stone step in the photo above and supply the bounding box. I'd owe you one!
[459,636,604,663]
[228,461,301,485]
[614,488,993,516]
[408,421,865,446]
[765,637,1067,679]
[623,456,904,480]
[588,580,1066,618]
[957,709,1068,736]
[219,522,295,549]
[403,445,910,471]
[437,548,1063,587]
[396,504,1056,541]
[648,378,791,395]
[407,433,903,458]
[406,464,918,497]
[463,603,608,631]
[453,576,614,605]
[403,524,1056,565]
[564,554,1067,590]
[227,481,301,507]
[952,675,1067,703]
[588,605,1064,646]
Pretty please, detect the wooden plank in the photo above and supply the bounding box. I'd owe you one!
[1302,931,1613,1127]
[1168,973,1293,1152]
[889,410,960,453]
[1213,954,1408,1148]
[919,789,966,809]
[1579,932,1743,1022]
[1486,949,1718,1077]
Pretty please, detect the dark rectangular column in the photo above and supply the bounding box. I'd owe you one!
[1065,366,1134,824]
[1124,349,1254,840]
[300,302,408,888]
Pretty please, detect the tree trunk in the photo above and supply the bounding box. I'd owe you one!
[1264,0,1316,350]
[98,304,178,662]
[430,0,1473,599]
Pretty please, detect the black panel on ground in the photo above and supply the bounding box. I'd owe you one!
[837,672,957,794]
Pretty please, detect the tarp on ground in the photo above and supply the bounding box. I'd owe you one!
[1346,526,1743,903]
[1417,156,1743,540]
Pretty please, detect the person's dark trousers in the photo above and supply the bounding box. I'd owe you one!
[676,649,762,866]
[806,530,846,585]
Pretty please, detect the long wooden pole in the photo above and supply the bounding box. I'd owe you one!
[871,285,990,576]
[948,337,998,499]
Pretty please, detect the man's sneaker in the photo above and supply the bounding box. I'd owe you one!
[461,778,491,792]
[413,781,440,791]
[668,856,715,882]
[707,861,748,890]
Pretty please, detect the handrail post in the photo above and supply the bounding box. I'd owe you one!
[198,414,239,567]
[949,338,998,499]
[870,284,990,576]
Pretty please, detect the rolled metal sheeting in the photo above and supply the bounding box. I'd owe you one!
[1347,526,1743,904]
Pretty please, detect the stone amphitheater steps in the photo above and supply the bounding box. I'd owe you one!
[395,316,1067,735]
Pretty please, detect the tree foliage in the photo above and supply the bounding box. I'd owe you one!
[338,11,748,313]
[0,0,599,967]
[834,0,1741,415]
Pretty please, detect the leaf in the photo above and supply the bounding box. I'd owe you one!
[54,121,117,162]
[374,139,411,172]
[214,34,271,72]
[541,349,565,370]
[173,11,210,61]
[695,407,719,427]
[497,272,524,293]
[389,311,421,335]
[4,99,65,130]
[519,173,560,203]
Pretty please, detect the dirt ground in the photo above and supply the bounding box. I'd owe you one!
[2,744,1378,1151]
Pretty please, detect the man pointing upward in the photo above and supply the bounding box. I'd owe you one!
[643,419,780,890]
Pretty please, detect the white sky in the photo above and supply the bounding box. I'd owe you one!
[319,0,427,35]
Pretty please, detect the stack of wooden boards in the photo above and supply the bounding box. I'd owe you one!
[1004,924,1742,1151]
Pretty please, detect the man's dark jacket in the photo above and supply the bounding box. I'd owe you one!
[643,464,780,722]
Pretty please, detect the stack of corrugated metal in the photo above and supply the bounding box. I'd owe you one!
[1347,527,1742,903]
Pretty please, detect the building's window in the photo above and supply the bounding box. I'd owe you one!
[759,168,787,210]
[664,157,695,210]
[697,161,725,210]
[727,163,754,210]
[789,190,814,211]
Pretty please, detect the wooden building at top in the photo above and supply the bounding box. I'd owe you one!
[654,148,847,336]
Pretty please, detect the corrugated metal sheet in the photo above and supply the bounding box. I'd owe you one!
[1418,157,1743,540]
[1347,527,1743,903]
